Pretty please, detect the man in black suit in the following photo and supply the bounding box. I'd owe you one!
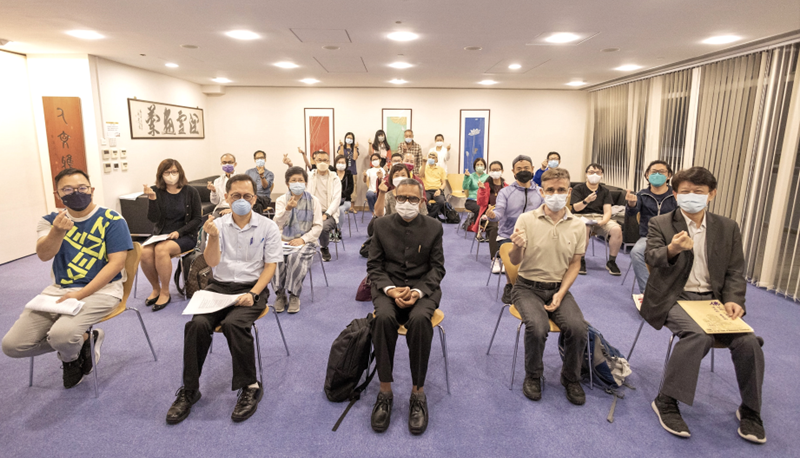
[367,178,446,436]
[643,167,765,444]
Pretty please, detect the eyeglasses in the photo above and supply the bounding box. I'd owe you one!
[649,169,669,175]
[59,185,91,195]
[395,195,421,204]
[163,171,179,177]
[230,193,254,200]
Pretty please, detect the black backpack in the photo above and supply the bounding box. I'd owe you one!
[444,202,461,224]
[324,314,377,431]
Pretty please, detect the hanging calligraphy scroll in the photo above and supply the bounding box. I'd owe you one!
[127,98,204,139]
[42,96,87,208]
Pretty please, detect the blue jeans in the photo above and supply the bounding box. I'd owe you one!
[366,191,378,212]
[338,201,351,230]
[631,237,648,293]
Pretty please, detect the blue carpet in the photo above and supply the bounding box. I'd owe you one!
[0,215,797,457]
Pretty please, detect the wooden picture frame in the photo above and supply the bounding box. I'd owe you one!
[128,98,204,139]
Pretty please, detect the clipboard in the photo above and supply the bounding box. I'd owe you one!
[678,300,754,334]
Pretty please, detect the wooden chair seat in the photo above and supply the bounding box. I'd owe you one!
[214,307,270,333]
[396,309,445,335]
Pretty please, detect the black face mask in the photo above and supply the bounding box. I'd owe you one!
[61,191,92,211]
[515,171,533,184]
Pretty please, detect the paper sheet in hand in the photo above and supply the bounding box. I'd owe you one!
[182,291,240,315]
[142,234,171,247]
[25,295,84,316]
[282,242,302,254]
[678,300,754,334]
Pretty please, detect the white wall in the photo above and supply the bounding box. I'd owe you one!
[0,51,48,264]
[206,87,589,204]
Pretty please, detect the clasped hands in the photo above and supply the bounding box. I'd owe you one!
[386,286,420,308]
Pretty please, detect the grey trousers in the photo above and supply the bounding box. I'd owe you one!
[2,292,119,362]
[661,291,765,412]
[512,276,588,382]
[318,217,338,248]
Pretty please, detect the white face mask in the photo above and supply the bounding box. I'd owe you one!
[489,171,502,180]
[336,163,346,171]
[395,200,419,220]
[543,193,569,212]
[587,173,602,185]
[435,141,443,147]
[372,160,381,167]
[392,177,406,188]
[377,135,385,142]
[316,162,328,171]
[163,175,179,185]
[405,137,413,144]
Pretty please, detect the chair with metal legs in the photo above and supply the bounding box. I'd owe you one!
[305,248,329,302]
[344,209,359,236]
[29,243,157,397]
[134,248,195,299]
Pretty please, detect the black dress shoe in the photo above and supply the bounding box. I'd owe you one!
[579,258,587,275]
[231,383,263,422]
[145,296,158,306]
[371,391,393,432]
[166,387,201,424]
[523,375,542,401]
[153,294,171,312]
[408,392,428,435]
[561,375,586,405]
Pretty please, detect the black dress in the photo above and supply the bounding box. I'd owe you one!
[147,186,202,252]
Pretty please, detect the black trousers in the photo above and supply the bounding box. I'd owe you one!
[426,190,445,219]
[465,199,480,219]
[183,280,267,391]
[372,291,436,388]
[486,221,499,258]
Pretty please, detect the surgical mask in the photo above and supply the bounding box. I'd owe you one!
[543,193,568,212]
[395,201,419,220]
[587,174,602,185]
[345,138,353,145]
[163,175,179,185]
[231,198,251,216]
[435,141,444,147]
[677,193,708,214]
[289,182,305,196]
[222,164,234,174]
[377,135,385,142]
[489,171,502,180]
[515,171,533,184]
[61,191,92,211]
[392,177,405,188]
[427,158,436,165]
[405,137,413,144]
[336,163,346,171]
[372,160,380,167]
[255,159,265,168]
[648,172,667,187]
[475,166,485,174]
[548,160,559,169]
[316,162,329,171]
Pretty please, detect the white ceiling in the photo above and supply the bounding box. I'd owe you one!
[1,0,798,89]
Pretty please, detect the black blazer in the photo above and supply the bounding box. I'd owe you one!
[337,170,355,202]
[147,185,202,238]
[367,213,446,304]
[642,209,747,329]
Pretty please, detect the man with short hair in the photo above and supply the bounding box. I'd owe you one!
[420,151,447,220]
[2,168,133,389]
[397,129,423,175]
[403,152,425,186]
[245,150,274,204]
[509,167,589,406]
[208,153,237,216]
[167,174,282,425]
[569,163,623,276]
[368,178,445,435]
[533,151,561,187]
[643,166,765,444]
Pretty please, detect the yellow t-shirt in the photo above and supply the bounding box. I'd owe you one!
[423,165,446,191]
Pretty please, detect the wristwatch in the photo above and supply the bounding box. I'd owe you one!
[248,291,259,302]
[582,200,588,205]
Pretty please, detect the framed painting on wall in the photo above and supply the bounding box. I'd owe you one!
[381,109,412,151]
[304,108,335,165]
[128,98,204,139]
[459,109,490,173]
[42,96,87,208]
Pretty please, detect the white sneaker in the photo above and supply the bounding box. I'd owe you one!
[492,260,502,274]
[501,263,506,274]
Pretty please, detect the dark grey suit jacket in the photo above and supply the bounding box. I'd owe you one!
[641,209,747,329]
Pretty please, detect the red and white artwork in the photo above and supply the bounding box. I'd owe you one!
[304,108,335,165]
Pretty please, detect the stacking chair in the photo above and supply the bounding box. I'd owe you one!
[445,173,468,235]
[344,208,359,236]
[133,248,195,299]
[29,242,157,397]
[305,247,329,302]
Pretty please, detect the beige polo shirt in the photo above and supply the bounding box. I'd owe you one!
[514,207,587,282]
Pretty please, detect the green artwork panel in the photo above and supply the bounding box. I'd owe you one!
[385,116,408,150]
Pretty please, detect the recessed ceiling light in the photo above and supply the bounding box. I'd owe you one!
[225,30,260,40]
[702,35,741,45]
[615,64,643,71]
[389,79,408,84]
[566,81,587,87]
[508,64,522,70]
[274,62,299,69]
[180,44,199,49]
[66,30,104,40]
[544,32,581,44]
[300,78,320,84]
[165,63,179,68]
[388,62,413,69]
[464,46,482,51]
[212,77,232,83]
[322,45,339,50]
[388,32,418,42]
[478,80,498,85]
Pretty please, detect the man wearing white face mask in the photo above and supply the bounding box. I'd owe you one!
[428,134,451,173]
[421,151,447,220]
[293,150,341,262]
[244,150,274,203]
[398,129,423,175]
[509,168,588,406]
[643,167,765,444]
[533,151,561,187]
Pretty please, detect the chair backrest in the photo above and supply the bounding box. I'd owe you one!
[446,174,466,196]
[498,243,519,286]
[121,242,142,305]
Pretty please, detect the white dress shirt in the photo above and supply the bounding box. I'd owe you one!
[210,174,231,211]
[212,212,283,283]
[682,210,712,292]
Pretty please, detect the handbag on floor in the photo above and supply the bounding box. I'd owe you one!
[185,254,212,299]
[355,276,372,302]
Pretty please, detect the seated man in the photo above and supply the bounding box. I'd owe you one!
[271,167,323,313]
[403,152,425,186]
[569,163,623,276]
[245,150,275,206]
[208,153,237,216]
[368,178,445,435]
[167,174,282,425]
[509,168,588,406]
[2,168,132,389]
[643,166,765,444]
[420,151,447,220]
[533,151,561,187]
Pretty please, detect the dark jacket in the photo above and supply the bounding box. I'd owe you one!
[147,185,202,238]
[338,170,355,202]
[626,186,677,237]
[367,213,446,304]
[641,209,747,330]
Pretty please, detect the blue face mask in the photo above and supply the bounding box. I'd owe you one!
[427,158,436,165]
[255,158,265,167]
[676,193,708,214]
[648,172,667,187]
[548,160,559,169]
[289,182,306,195]
[405,137,413,144]
[231,198,251,216]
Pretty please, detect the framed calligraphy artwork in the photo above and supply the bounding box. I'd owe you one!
[127,98,204,139]
[42,96,87,208]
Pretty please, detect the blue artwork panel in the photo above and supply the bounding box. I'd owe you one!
[463,117,486,173]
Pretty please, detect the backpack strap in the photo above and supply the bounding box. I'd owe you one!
[332,352,377,432]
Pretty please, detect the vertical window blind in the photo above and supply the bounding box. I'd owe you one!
[591,84,629,187]
[630,80,651,191]
[659,70,693,177]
